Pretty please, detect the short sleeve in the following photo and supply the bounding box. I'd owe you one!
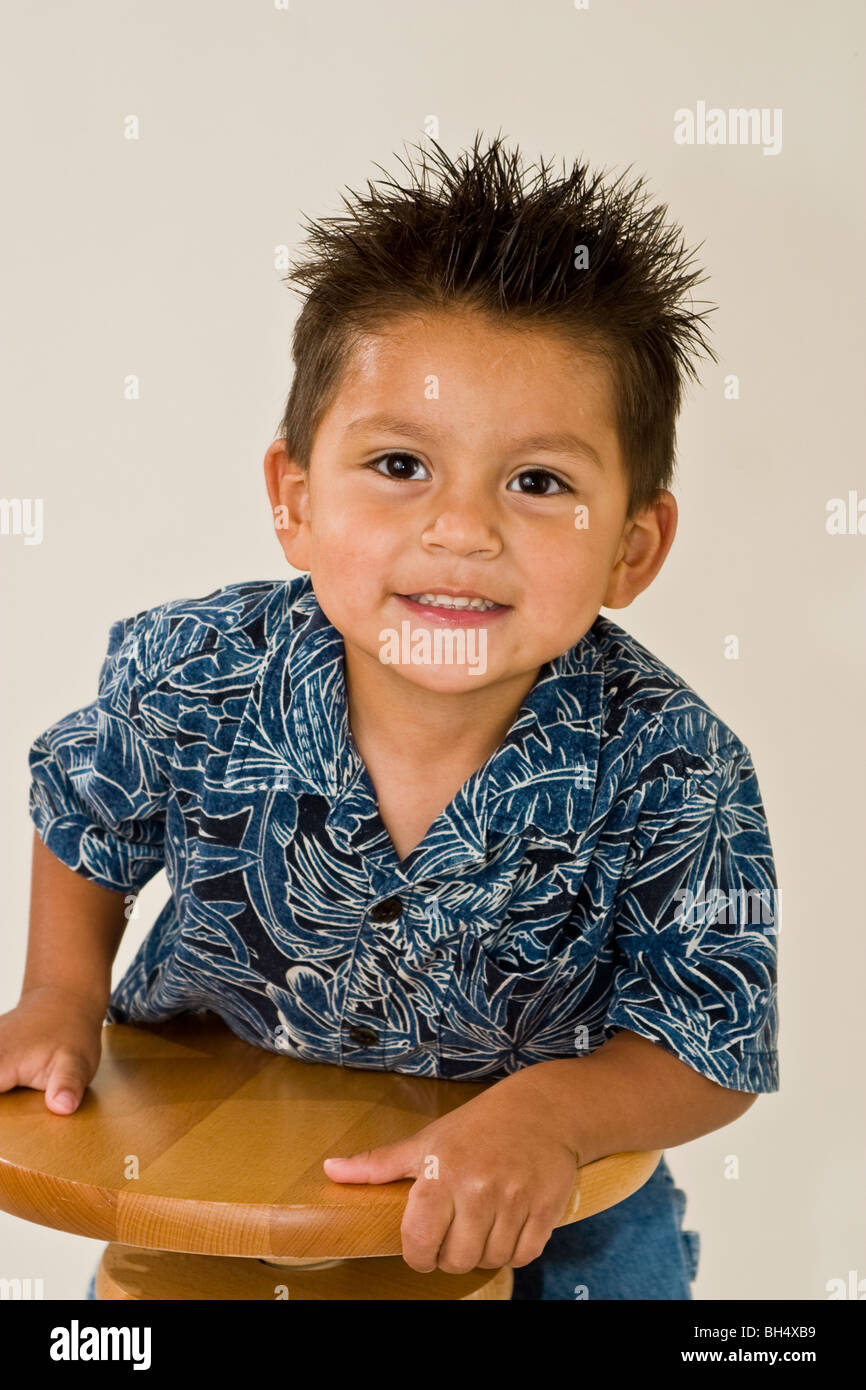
[28,610,172,893]
[604,747,779,1093]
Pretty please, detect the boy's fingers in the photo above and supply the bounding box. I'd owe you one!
[435,1194,497,1276]
[400,1182,455,1273]
[508,1211,556,1269]
[0,1048,25,1092]
[478,1204,532,1270]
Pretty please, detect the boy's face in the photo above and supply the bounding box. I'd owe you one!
[265,308,675,698]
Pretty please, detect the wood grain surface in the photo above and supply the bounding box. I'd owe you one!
[0,1013,661,1259]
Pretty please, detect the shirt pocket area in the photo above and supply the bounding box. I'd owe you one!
[436,923,604,1081]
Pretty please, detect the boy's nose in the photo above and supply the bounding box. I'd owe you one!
[421,502,502,559]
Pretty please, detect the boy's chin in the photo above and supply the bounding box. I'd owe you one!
[381,664,494,692]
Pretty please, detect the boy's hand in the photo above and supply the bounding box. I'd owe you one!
[0,986,105,1114]
[323,1071,579,1274]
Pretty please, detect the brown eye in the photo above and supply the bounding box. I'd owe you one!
[507,469,571,495]
[367,452,429,481]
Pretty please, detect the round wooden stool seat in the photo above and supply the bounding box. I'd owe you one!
[0,1014,661,1300]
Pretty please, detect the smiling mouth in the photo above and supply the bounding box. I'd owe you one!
[398,592,508,612]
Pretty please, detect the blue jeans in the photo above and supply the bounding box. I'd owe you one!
[85,1154,698,1301]
[511,1152,700,1299]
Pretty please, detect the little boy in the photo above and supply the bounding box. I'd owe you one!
[10,134,778,1300]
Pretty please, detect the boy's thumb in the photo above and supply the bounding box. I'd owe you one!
[45,1054,91,1113]
[323,1142,412,1184]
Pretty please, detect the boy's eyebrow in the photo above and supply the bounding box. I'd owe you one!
[343,413,604,469]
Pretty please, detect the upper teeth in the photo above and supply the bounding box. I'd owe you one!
[407,593,500,611]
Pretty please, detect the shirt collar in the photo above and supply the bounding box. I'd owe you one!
[224,575,603,871]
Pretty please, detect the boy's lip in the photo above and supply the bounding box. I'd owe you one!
[396,586,509,605]
[393,592,512,626]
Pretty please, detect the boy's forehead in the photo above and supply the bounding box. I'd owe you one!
[331,309,618,437]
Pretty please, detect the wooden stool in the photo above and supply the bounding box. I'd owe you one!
[0,1014,661,1300]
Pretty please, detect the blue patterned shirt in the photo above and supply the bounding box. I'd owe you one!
[28,573,779,1093]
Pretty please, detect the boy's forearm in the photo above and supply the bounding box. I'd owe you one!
[21,831,129,1020]
[498,1028,757,1167]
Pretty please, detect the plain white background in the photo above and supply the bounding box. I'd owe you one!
[1,0,863,1300]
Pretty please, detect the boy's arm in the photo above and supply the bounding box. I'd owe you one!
[20,830,130,1022]
[324,1029,758,1275]
[497,1028,756,1168]
[23,608,170,1015]
[9,605,173,1113]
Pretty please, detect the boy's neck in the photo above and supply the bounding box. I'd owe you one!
[342,640,543,774]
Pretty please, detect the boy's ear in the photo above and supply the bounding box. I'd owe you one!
[602,490,678,609]
[263,438,312,572]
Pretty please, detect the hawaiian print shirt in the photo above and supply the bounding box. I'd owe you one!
[28,572,779,1093]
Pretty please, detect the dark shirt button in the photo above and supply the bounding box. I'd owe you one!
[348,1025,379,1047]
[369,896,403,923]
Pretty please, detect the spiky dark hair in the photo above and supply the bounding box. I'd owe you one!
[277,131,716,517]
